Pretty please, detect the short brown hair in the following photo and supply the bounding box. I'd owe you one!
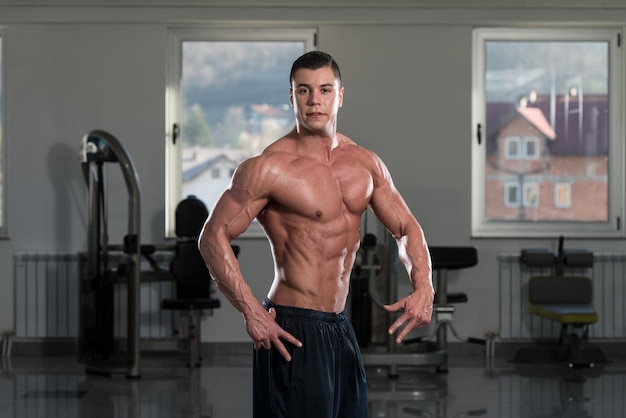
[290,51,342,86]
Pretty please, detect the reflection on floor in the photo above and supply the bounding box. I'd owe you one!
[1,343,625,418]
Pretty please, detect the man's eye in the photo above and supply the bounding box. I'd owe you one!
[322,88,332,94]
[298,88,309,94]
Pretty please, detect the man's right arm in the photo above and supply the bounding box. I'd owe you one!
[197,157,302,360]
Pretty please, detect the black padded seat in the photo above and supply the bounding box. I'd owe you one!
[429,246,477,305]
[429,246,478,271]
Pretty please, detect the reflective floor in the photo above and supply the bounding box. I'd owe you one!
[1,343,625,418]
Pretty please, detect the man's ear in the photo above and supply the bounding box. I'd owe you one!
[338,86,345,108]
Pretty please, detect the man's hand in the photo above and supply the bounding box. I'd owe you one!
[245,306,302,362]
[383,288,435,344]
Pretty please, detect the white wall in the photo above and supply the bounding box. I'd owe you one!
[2,2,626,344]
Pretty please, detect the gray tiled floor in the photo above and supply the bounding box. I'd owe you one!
[1,343,625,418]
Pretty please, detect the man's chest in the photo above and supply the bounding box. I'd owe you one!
[269,160,373,219]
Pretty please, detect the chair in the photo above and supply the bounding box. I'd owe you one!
[428,246,483,371]
[161,195,239,368]
[400,246,483,372]
[527,275,599,367]
[514,237,606,368]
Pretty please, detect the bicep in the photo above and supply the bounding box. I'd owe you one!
[207,187,267,240]
[370,184,417,239]
[367,156,417,239]
[205,158,270,240]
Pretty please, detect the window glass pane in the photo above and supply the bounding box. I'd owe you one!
[504,137,519,159]
[505,183,519,207]
[523,183,539,208]
[554,183,571,208]
[179,41,305,213]
[484,39,608,223]
[523,137,538,159]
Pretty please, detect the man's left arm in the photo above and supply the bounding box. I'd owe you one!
[368,154,434,343]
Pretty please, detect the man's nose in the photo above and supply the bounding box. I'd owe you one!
[308,90,321,105]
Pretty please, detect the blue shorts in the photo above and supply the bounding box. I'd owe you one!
[253,298,369,418]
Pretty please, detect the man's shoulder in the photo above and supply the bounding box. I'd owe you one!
[337,134,381,163]
[234,141,295,180]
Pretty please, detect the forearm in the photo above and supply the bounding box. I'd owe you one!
[396,222,433,292]
[198,231,259,319]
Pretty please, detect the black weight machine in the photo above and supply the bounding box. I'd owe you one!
[79,129,144,378]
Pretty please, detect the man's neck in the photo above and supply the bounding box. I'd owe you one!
[294,131,340,160]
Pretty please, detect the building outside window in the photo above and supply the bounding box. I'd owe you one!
[472,28,622,238]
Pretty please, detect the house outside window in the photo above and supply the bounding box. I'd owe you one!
[472,27,622,237]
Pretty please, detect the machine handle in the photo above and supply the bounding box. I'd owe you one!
[476,123,482,145]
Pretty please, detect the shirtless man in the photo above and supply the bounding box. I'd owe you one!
[198,51,433,418]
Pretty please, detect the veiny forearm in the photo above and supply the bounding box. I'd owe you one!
[198,230,258,318]
[396,221,433,292]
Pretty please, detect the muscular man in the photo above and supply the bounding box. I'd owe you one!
[198,51,433,418]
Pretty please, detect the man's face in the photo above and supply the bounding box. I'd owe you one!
[290,66,344,135]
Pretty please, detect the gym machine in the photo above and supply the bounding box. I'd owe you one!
[79,129,142,378]
[353,232,482,375]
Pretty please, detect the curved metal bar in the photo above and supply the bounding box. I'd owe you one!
[80,129,142,378]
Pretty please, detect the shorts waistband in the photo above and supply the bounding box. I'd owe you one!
[263,297,347,323]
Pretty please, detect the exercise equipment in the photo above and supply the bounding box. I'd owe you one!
[514,236,607,368]
[357,233,481,375]
[161,195,237,369]
[424,246,483,372]
[79,129,142,378]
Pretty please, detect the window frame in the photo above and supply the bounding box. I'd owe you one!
[471,27,624,238]
[504,182,520,207]
[522,136,539,160]
[554,182,572,209]
[522,182,539,208]
[165,27,316,238]
[504,136,520,159]
[0,27,6,238]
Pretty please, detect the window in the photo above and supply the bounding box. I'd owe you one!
[504,183,520,207]
[166,28,315,237]
[522,137,539,160]
[554,183,572,209]
[523,183,539,208]
[472,28,623,238]
[0,28,5,237]
[504,137,520,159]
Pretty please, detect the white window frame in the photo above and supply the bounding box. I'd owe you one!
[0,28,6,238]
[504,182,520,207]
[472,27,623,238]
[522,136,539,160]
[523,182,539,208]
[165,27,316,238]
[504,136,521,159]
